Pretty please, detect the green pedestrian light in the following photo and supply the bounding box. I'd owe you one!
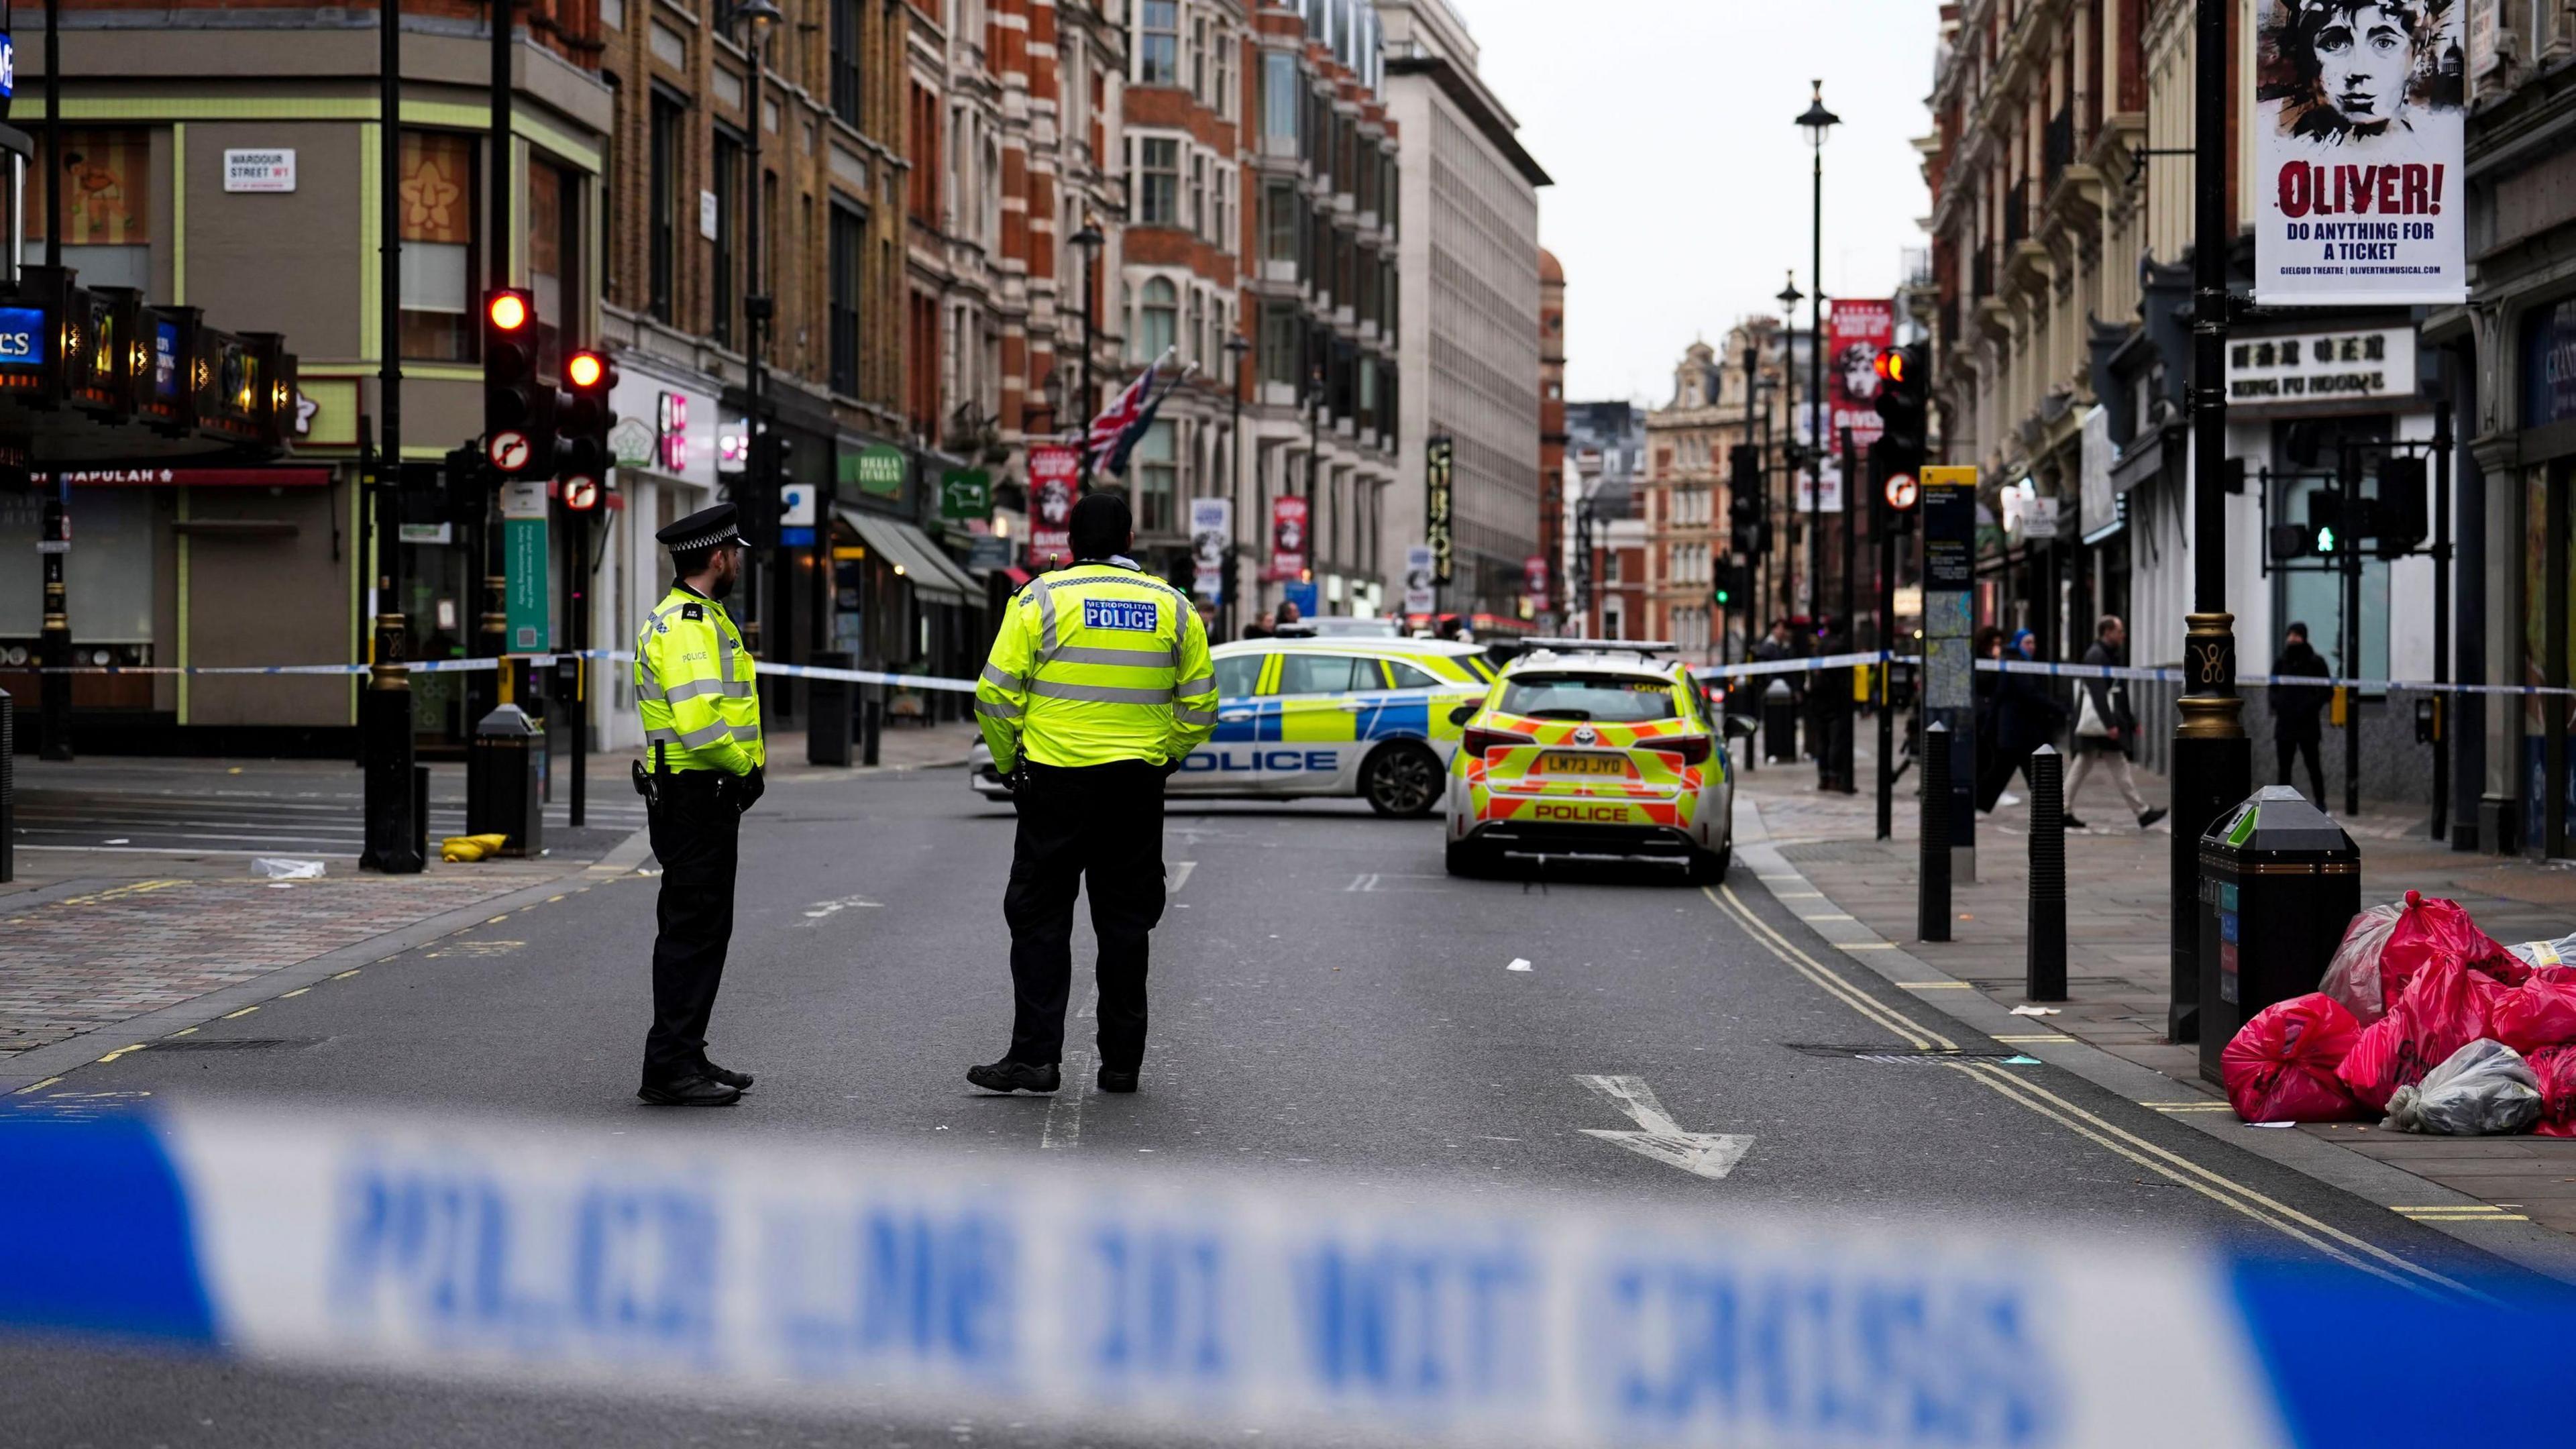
[2314,524,2337,555]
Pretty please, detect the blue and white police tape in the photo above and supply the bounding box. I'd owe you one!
[1974,655,2576,700]
[2,1106,2568,1446]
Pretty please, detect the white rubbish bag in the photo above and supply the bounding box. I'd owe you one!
[252,857,327,880]
[2384,1038,2543,1136]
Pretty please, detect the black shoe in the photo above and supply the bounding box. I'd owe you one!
[2061,815,2089,830]
[967,1059,1061,1094]
[700,1061,755,1090]
[1097,1067,1140,1094]
[2139,807,2169,829]
[637,1074,744,1107]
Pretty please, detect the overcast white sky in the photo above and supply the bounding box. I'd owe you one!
[1456,0,1942,407]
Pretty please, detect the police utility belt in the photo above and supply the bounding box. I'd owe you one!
[632,742,733,809]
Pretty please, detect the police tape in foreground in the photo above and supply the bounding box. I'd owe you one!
[4,1108,2565,1447]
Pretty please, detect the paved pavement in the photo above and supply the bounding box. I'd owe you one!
[1733,728,2576,1250]
[0,725,980,1077]
[1,757,2548,1445]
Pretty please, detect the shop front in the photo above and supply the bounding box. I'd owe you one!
[2502,297,2576,858]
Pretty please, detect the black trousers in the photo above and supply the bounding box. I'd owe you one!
[1003,759,1166,1073]
[643,771,741,1084]
[2277,731,2326,806]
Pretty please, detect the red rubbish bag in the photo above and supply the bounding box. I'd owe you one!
[2490,969,2576,1055]
[2336,958,2510,1113]
[2222,994,2363,1123]
[2378,890,2528,1003]
[2530,1044,2576,1138]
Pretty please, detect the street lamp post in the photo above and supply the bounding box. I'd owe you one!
[1225,331,1252,639]
[1306,363,1323,594]
[1796,81,1838,642]
[1070,217,1104,490]
[1776,274,1803,631]
[733,0,782,663]
[362,0,423,873]
[2168,0,2251,1042]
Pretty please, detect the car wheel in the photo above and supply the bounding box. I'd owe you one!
[1444,839,1489,878]
[1688,841,1732,885]
[1362,741,1444,818]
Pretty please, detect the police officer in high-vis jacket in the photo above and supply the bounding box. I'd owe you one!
[632,503,765,1106]
[969,491,1218,1096]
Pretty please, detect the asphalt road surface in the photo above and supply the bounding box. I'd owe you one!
[1,766,2530,1447]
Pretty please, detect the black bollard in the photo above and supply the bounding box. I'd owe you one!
[861,696,883,767]
[1919,720,1951,942]
[2027,744,2068,1000]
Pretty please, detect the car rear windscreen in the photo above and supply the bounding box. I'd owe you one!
[1494,674,1680,723]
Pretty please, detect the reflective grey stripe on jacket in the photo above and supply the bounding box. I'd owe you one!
[647,720,737,749]
[1026,680,1175,706]
[981,663,1025,691]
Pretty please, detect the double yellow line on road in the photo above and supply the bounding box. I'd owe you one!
[1705,883,2476,1299]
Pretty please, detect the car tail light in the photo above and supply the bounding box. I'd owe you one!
[1668,735,1713,766]
[1464,725,1535,757]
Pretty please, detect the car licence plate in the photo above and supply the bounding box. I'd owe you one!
[1537,751,1628,777]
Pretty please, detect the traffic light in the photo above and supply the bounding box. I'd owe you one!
[1713,561,1752,608]
[731,425,794,547]
[2269,522,2316,563]
[1729,443,1760,504]
[481,288,551,478]
[556,346,618,500]
[1872,344,1929,455]
[2375,454,2428,559]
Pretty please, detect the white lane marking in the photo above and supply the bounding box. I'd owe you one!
[1574,1075,1754,1181]
[1507,958,1534,973]
[1171,861,1197,894]
[1346,872,1379,892]
[1042,987,1102,1151]
[795,895,883,926]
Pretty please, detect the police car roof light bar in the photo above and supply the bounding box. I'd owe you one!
[1509,637,1678,655]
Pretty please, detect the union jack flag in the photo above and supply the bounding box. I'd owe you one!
[1083,350,1176,477]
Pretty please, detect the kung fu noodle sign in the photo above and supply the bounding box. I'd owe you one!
[2254,0,2467,306]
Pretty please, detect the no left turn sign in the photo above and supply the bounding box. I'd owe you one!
[486,430,531,473]
[1883,473,1919,512]
[563,476,601,511]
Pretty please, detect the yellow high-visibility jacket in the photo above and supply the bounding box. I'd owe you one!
[976,560,1217,770]
[634,584,763,775]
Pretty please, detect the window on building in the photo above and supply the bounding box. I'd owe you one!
[1137,137,1179,225]
[1263,51,1299,142]
[1213,22,1234,119]
[1137,276,1177,360]
[648,91,683,323]
[1260,299,1300,385]
[829,203,863,395]
[830,0,863,126]
[1140,0,1179,86]
[1263,178,1298,265]
[1189,154,1206,237]
[28,129,152,294]
[1134,419,1179,533]
[396,130,477,361]
[1190,14,1209,99]
[711,131,742,347]
[1186,286,1204,367]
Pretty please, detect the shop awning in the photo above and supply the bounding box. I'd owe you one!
[838,508,972,605]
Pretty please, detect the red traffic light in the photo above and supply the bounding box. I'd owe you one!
[566,350,607,390]
[486,290,531,332]
[1873,346,1909,387]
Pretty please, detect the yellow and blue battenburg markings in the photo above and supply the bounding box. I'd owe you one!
[5,1106,2573,1446]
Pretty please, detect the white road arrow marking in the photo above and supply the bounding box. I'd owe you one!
[1575,1075,1754,1181]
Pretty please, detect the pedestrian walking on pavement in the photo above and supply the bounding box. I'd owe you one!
[1979,629,2066,813]
[631,504,765,1107]
[2273,621,2332,806]
[2063,614,2168,832]
[969,491,1220,1097]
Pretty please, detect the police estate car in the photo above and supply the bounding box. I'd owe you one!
[1441,641,1752,881]
[969,637,1492,816]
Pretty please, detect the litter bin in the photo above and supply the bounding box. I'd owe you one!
[468,704,545,858]
[807,651,854,767]
[1761,678,1800,764]
[2196,786,2360,1083]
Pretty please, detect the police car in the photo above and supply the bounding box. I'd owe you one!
[1441,640,1752,881]
[969,637,1493,816]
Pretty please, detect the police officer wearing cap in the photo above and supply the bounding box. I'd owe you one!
[969,490,1218,1096]
[632,502,765,1106]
